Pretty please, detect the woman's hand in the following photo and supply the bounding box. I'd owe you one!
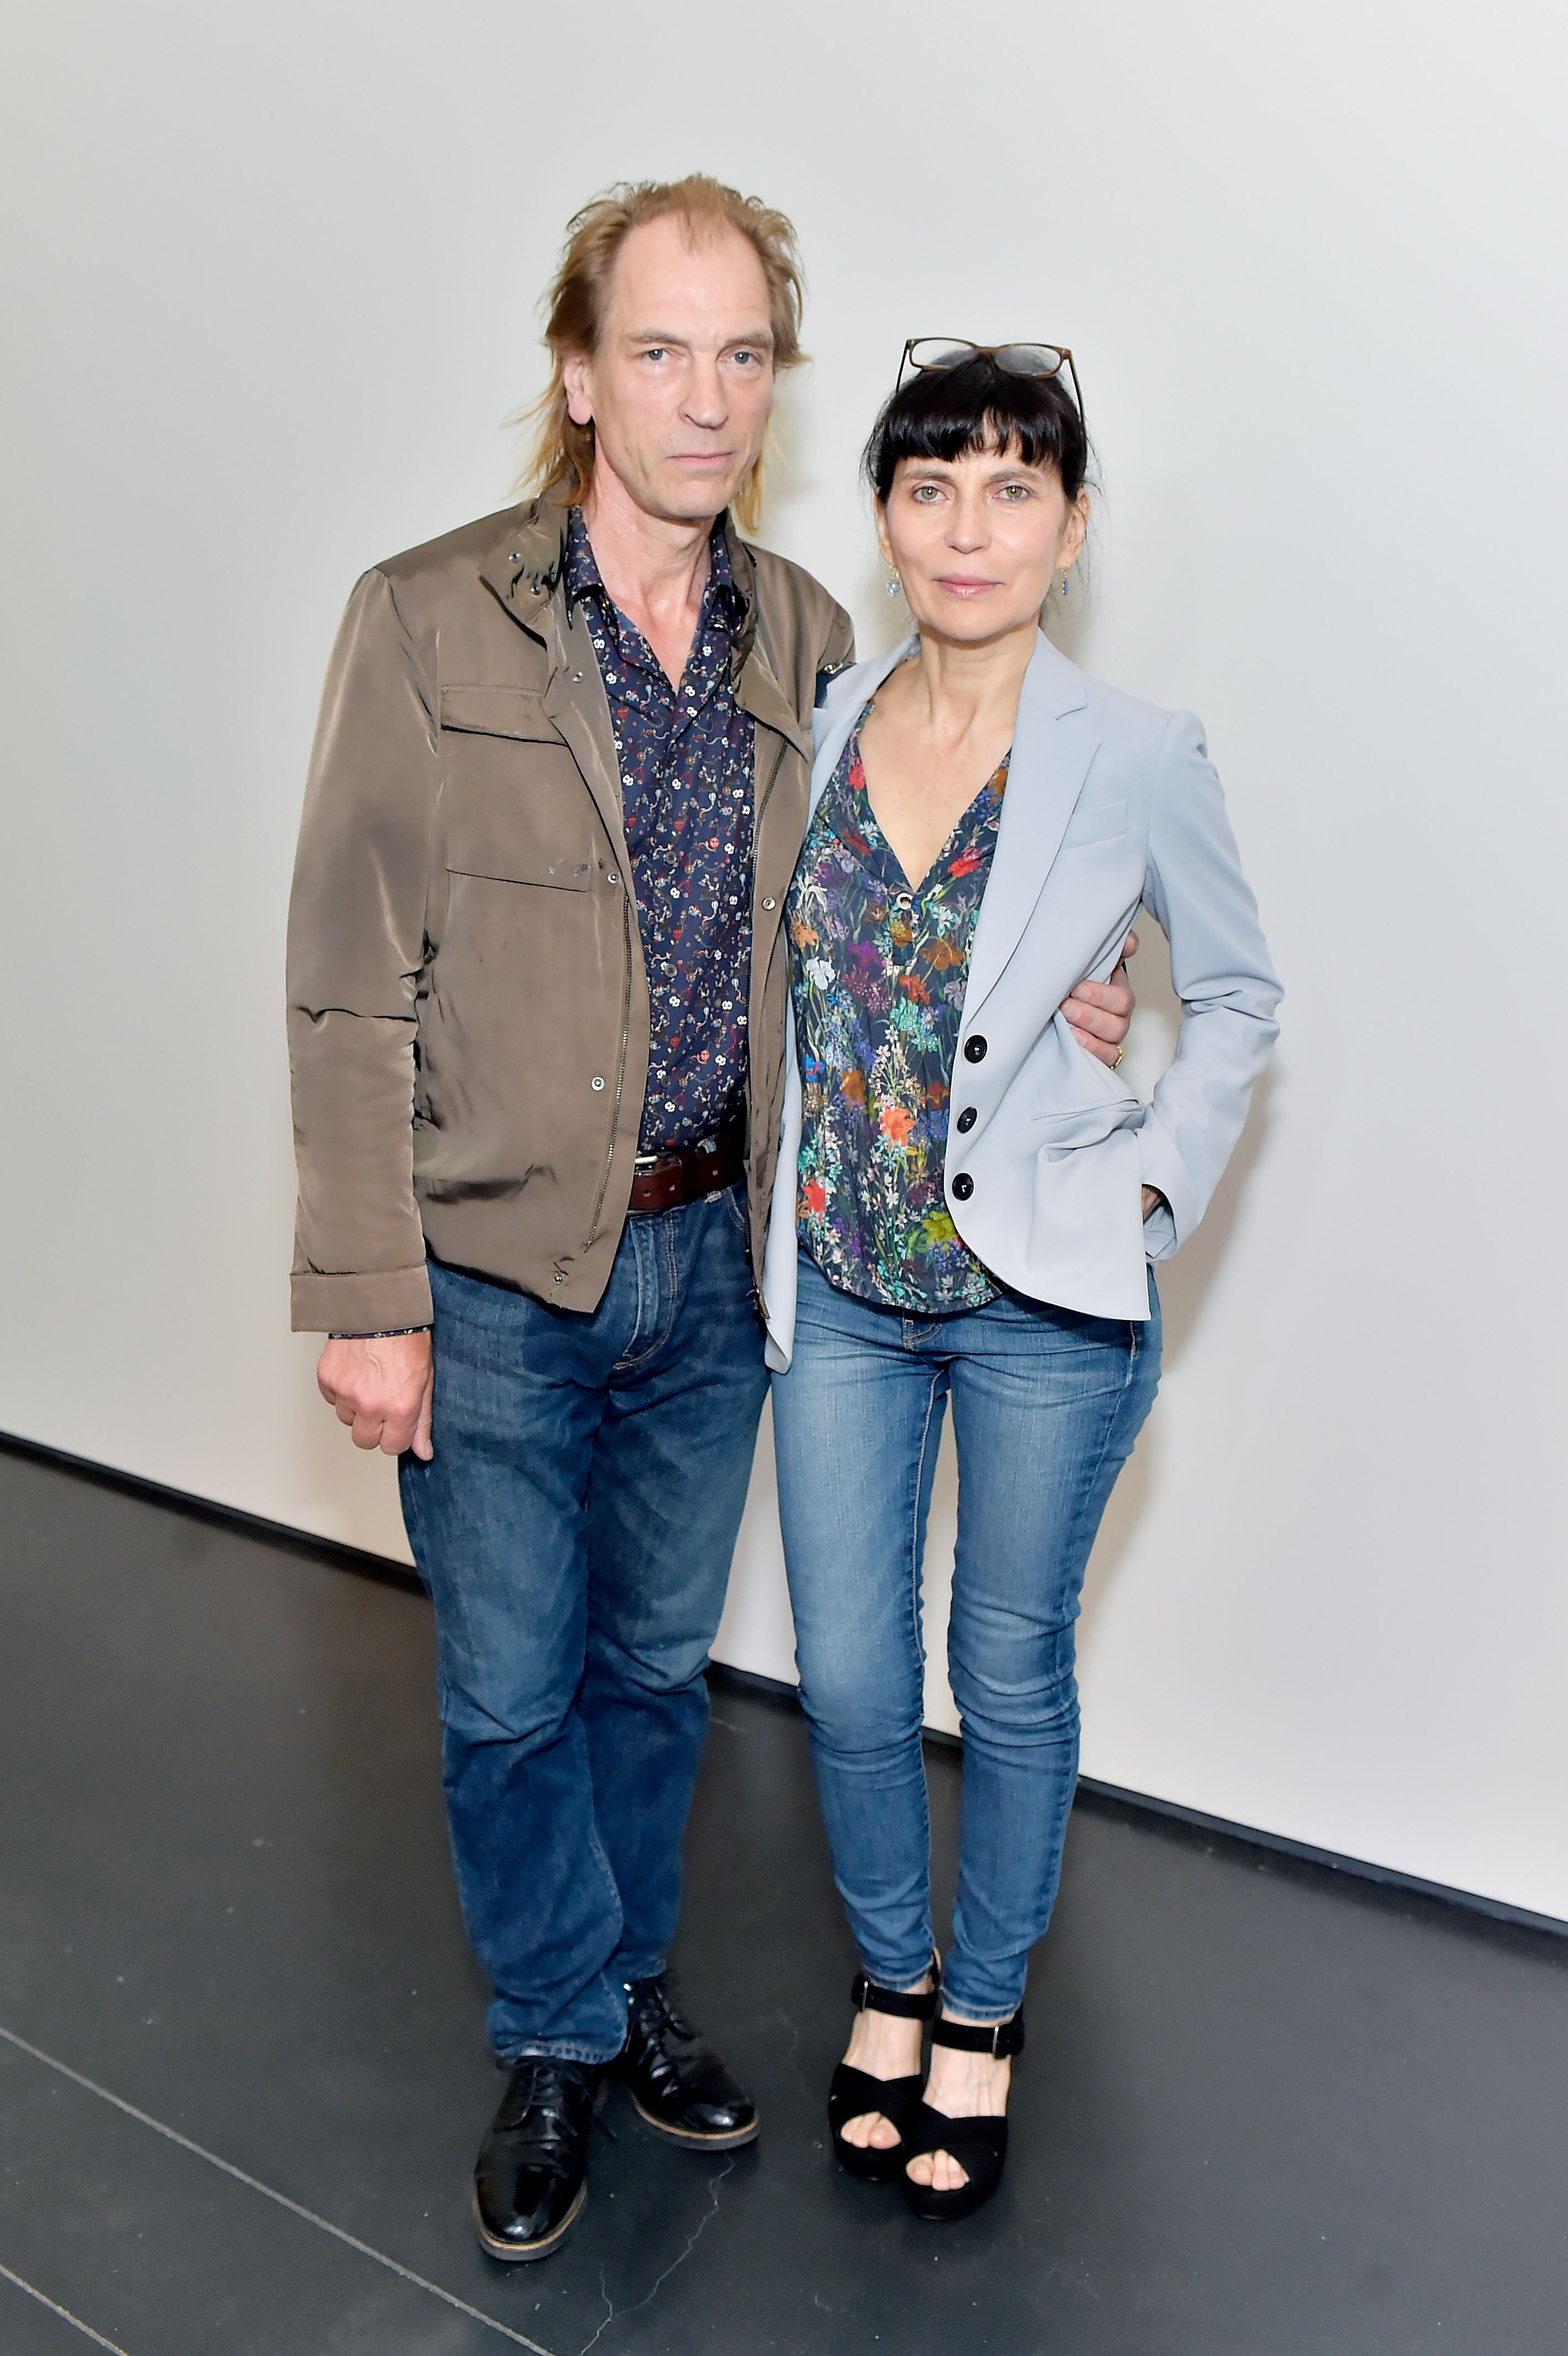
[1060,931,1138,1066]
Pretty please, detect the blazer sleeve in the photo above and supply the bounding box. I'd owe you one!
[286,568,438,1333]
[1137,711,1282,1260]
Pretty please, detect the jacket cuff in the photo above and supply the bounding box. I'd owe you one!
[291,1262,433,1335]
[1137,1114,1197,1264]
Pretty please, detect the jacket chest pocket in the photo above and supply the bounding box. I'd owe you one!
[440,685,596,889]
[1058,797,1127,852]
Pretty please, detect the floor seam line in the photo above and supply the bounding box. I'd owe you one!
[0,2258,134,2354]
[0,2024,556,2355]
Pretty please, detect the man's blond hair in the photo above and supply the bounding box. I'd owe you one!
[520,175,805,537]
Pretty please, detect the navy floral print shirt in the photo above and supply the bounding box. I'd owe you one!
[788,704,1007,1313]
[564,506,756,1155]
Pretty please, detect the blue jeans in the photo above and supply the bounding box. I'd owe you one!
[772,1253,1161,2021]
[399,1185,768,2065]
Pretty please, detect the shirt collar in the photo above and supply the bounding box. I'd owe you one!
[563,503,745,633]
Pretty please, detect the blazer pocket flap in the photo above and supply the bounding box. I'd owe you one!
[440,685,560,742]
[1033,1096,1142,1150]
[1060,799,1127,851]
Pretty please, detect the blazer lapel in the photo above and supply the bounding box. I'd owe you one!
[811,638,914,807]
[964,631,1100,1016]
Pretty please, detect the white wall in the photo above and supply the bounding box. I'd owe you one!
[4,1,1565,1919]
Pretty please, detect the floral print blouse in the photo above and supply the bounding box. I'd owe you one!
[788,704,1006,1313]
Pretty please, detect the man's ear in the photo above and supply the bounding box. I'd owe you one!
[562,353,594,429]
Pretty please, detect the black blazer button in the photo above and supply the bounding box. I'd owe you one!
[952,1172,974,1201]
[955,1107,976,1133]
[963,1036,988,1063]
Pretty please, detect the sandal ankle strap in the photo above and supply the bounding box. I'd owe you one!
[931,2009,1025,2059]
[851,1964,941,2021]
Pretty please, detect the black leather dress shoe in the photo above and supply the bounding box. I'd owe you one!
[614,1975,759,2148]
[473,2057,599,2262]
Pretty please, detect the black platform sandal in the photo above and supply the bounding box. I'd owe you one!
[827,1967,941,2184]
[901,2009,1026,2222]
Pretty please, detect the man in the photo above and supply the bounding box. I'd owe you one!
[287,175,1134,2262]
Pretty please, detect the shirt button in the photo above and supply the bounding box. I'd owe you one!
[955,1107,976,1133]
[963,1036,988,1064]
[590,1076,605,1091]
[952,1172,975,1201]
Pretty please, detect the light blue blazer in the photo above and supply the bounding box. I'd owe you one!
[762,629,1282,1371]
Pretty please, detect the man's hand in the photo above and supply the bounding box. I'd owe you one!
[317,1331,434,1460]
[1060,931,1139,1067]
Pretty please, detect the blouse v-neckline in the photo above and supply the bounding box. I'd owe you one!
[844,699,1010,901]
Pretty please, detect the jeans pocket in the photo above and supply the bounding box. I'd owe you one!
[720,1180,748,1233]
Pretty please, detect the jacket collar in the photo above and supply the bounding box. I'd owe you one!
[477,491,810,822]
[964,628,1100,1014]
[478,488,571,627]
[477,491,804,752]
[481,488,759,648]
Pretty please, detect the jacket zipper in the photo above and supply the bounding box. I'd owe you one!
[584,882,634,1247]
[754,732,790,831]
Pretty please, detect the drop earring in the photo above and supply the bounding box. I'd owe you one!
[1060,572,1070,598]
[886,569,902,599]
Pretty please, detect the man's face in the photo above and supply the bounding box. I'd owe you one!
[563,215,776,525]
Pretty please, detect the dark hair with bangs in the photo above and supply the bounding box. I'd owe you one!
[864,352,1091,505]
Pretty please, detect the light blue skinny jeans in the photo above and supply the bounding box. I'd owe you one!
[771,1250,1162,2021]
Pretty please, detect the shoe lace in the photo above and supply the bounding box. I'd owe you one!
[498,2057,593,2130]
[630,1975,695,2043]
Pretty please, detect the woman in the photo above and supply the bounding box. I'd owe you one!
[763,343,1281,2222]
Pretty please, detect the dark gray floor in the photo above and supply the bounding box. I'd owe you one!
[0,1444,1564,2356]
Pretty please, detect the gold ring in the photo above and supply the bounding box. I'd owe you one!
[1113,1047,1125,1069]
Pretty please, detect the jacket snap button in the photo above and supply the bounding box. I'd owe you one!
[553,1272,567,1286]
[963,1036,988,1064]
[590,1075,605,1091]
[955,1107,976,1133]
[607,870,620,886]
[952,1172,974,1201]
[761,896,776,911]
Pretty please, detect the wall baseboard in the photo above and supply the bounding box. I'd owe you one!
[0,1428,423,1593]
[706,1663,1568,1948]
[6,1429,1564,1950]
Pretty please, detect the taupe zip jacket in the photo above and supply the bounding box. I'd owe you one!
[287,490,853,1334]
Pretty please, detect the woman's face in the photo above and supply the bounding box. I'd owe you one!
[878,441,1089,645]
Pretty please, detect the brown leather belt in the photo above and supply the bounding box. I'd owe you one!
[626,1116,746,1217]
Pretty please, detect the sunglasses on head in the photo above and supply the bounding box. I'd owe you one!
[896,339,1084,431]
